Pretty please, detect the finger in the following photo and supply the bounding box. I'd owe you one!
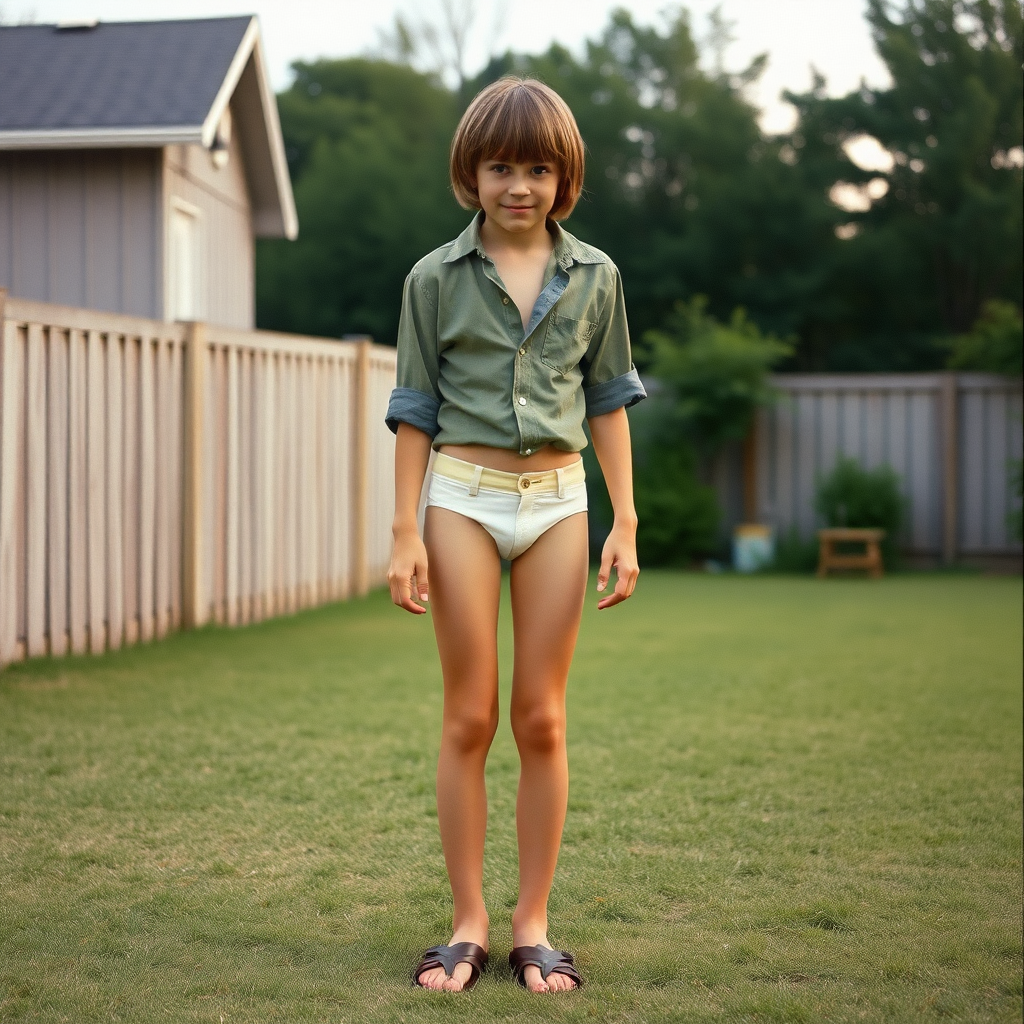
[398,573,427,615]
[596,550,613,593]
[597,589,629,610]
[415,561,429,603]
[617,565,638,599]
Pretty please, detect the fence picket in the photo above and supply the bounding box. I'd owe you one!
[154,339,170,638]
[47,327,68,657]
[0,319,22,665]
[122,336,140,643]
[138,335,155,643]
[226,344,239,625]
[86,329,106,654]
[26,323,47,657]
[67,329,87,655]
[106,333,124,650]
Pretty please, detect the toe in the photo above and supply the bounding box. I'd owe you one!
[452,962,474,990]
[417,966,446,991]
[547,970,576,992]
[523,964,548,992]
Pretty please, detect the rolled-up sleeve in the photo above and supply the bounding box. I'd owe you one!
[385,270,443,437]
[580,266,647,418]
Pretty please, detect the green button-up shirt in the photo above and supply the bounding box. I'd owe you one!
[385,213,646,455]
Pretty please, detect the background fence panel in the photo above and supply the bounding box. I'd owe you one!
[740,372,1022,562]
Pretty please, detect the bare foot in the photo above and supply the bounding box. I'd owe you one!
[522,952,577,993]
[512,919,577,993]
[415,922,489,993]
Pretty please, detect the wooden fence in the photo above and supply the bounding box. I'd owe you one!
[0,292,396,668]
[714,372,1023,562]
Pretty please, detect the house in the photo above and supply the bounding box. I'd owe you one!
[0,15,297,329]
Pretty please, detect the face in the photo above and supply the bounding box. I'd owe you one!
[473,158,560,236]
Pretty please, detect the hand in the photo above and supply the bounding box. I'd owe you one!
[596,521,639,609]
[387,530,430,614]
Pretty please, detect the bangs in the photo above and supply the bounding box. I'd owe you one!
[476,88,571,167]
[450,77,586,221]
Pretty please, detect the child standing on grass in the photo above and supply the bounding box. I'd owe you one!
[385,76,645,994]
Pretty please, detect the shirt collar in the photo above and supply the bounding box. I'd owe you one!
[442,211,603,270]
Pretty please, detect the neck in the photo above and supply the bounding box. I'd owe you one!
[479,214,554,255]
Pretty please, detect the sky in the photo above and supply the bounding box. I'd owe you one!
[4,0,892,133]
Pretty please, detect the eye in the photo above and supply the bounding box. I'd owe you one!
[531,165,551,175]
[489,163,509,173]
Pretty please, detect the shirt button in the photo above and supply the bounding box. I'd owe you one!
[502,297,510,305]
[518,396,527,406]
[525,449,532,455]
[519,348,526,356]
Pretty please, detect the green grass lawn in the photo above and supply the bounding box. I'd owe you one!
[1,574,1021,1023]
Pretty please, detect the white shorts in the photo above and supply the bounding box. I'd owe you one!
[426,452,588,560]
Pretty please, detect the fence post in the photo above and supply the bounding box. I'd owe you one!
[182,321,207,627]
[0,288,17,667]
[353,339,371,597]
[940,371,958,565]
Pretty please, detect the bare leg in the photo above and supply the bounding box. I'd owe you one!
[509,511,589,992]
[418,506,502,991]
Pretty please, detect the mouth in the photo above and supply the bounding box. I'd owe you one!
[503,204,534,212]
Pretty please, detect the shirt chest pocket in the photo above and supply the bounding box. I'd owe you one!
[540,313,598,375]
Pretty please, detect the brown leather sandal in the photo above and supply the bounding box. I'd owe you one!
[508,944,583,990]
[412,942,489,990]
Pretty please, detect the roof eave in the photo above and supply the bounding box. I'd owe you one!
[247,26,297,240]
[0,126,203,149]
[203,18,296,240]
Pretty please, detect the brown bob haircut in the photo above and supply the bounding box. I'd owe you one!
[450,77,586,221]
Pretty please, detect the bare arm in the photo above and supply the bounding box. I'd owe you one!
[587,406,639,609]
[387,422,433,614]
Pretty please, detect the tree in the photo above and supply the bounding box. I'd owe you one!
[786,0,1023,368]
[256,60,466,341]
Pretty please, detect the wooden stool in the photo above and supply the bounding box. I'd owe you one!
[816,528,886,578]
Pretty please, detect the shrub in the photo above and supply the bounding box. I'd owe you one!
[584,405,719,567]
[640,297,793,454]
[613,297,790,566]
[815,458,907,567]
[632,442,720,566]
[767,528,820,574]
[946,300,1023,378]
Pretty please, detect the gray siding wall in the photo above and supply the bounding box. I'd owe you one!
[0,148,161,318]
[164,122,254,330]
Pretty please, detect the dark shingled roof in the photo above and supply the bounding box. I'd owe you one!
[0,17,252,131]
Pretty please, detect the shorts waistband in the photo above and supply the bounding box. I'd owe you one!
[432,452,585,496]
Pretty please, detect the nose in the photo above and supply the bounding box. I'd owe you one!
[508,171,531,195]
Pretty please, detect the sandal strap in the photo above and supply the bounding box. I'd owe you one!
[508,945,584,989]
[413,941,489,988]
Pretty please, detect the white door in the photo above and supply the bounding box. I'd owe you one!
[168,202,201,321]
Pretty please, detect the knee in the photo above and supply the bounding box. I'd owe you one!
[511,703,566,756]
[443,705,498,756]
